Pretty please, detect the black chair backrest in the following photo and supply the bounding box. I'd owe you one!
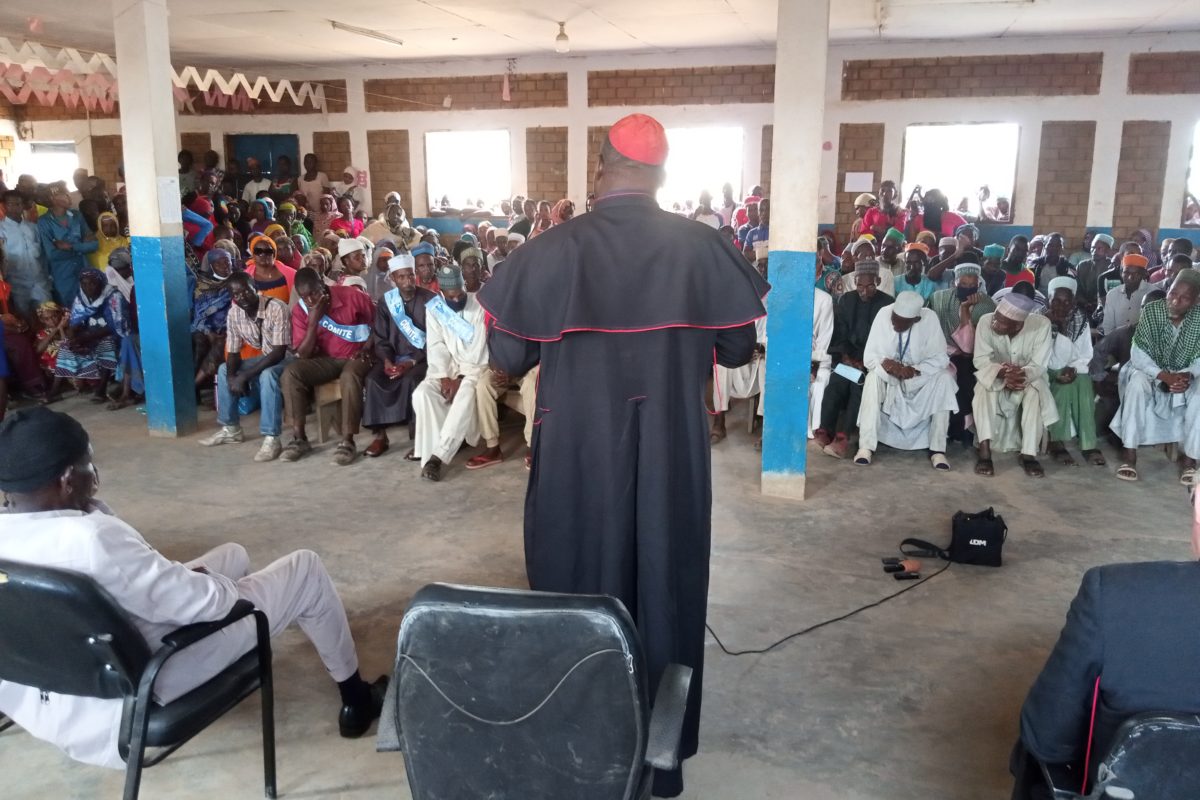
[394,583,650,800]
[0,559,150,698]
[1096,712,1200,797]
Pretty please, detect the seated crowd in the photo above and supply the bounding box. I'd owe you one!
[0,156,572,481]
[765,180,1200,485]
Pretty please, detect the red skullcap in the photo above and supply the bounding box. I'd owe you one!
[607,114,668,166]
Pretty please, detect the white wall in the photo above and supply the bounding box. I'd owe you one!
[8,31,1200,227]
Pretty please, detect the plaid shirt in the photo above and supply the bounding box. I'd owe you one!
[225,295,289,355]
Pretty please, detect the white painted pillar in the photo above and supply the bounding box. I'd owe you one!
[113,0,197,435]
[761,0,829,500]
[566,62,589,206]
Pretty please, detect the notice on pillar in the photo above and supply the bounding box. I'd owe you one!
[843,172,874,193]
[158,176,183,225]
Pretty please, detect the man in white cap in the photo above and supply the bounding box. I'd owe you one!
[411,263,489,481]
[335,237,368,283]
[1044,276,1104,468]
[1071,233,1114,316]
[362,253,437,460]
[929,263,996,447]
[972,292,1059,477]
[856,290,958,469]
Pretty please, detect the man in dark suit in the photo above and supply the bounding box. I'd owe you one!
[1011,489,1200,799]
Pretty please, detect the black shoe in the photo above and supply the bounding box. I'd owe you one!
[421,457,443,482]
[338,675,389,739]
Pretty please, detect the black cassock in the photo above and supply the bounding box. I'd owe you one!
[362,287,437,429]
[477,193,767,795]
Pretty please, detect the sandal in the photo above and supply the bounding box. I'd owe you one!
[1048,443,1076,466]
[1181,467,1197,488]
[1082,449,1107,467]
[1116,464,1138,482]
[1020,456,1045,478]
[403,450,420,462]
[333,441,357,466]
[709,428,727,445]
[853,448,872,466]
[974,458,994,477]
[930,453,950,471]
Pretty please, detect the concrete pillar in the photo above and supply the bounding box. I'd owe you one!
[113,0,197,435]
[760,0,829,500]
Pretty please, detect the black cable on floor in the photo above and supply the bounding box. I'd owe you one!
[705,561,952,657]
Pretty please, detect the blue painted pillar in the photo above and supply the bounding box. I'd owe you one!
[761,0,829,500]
[113,0,197,436]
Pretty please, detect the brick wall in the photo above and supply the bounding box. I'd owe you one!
[312,131,352,184]
[16,102,119,122]
[1032,121,1096,240]
[588,65,774,107]
[180,132,211,160]
[364,73,566,112]
[366,129,413,220]
[0,135,15,177]
[842,53,1103,100]
[1112,120,1172,240]
[1128,52,1200,95]
[90,135,124,189]
[835,123,884,245]
[526,126,568,202]
[586,125,608,196]
[760,125,773,197]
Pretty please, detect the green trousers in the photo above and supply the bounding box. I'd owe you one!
[1047,369,1097,450]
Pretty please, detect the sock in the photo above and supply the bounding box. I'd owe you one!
[337,671,371,707]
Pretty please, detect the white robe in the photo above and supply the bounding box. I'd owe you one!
[413,293,489,465]
[713,317,767,413]
[0,507,358,769]
[972,313,1059,456]
[1111,342,1200,458]
[807,289,835,437]
[0,216,52,314]
[857,307,958,452]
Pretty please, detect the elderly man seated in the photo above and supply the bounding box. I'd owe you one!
[280,268,376,465]
[814,260,894,458]
[412,263,489,482]
[855,291,957,469]
[362,253,437,460]
[1043,277,1104,468]
[807,285,836,439]
[1010,490,1200,800]
[0,408,387,769]
[709,315,767,444]
[1110,270,1200,486]
[973,293,1058,478]
[469,364,540,469]
[1099,253,1153,335]
[928,263,996,447]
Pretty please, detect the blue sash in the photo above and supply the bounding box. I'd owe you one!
[426,295,476,344]
[384,288,426,349]
[299,298,371,343]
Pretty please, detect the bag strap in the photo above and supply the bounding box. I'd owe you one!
[1081,675,1100,796]
[899,538,949,560]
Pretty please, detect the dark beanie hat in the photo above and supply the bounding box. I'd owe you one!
[0,408,90,493]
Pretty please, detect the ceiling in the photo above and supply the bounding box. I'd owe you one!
[0,0,1198,73]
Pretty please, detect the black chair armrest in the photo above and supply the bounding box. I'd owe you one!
[1038,759,1086,799]
[644,663,692,771]
[160,600,258,652]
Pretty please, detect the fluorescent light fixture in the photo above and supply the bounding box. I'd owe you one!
[555,22,570,54]
[330,20,404,48]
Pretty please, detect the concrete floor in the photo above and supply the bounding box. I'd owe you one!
[2,396,1194,799]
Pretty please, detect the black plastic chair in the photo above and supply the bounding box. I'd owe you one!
[377,583,692,800]
[1037,713,1200,799]
[0,558,276,800]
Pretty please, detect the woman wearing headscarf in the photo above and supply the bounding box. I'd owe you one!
[550,199,575,225]
[87,211,130,272]
[248,198,275,236]
[191,248,236,393]
[50,268,130,403]
[332,166,366,211]
[188,196,218,253]
[304,249,335,286]
[1133,228,1157,268]
[330,197,364,238]
[529,200,554,239]
[264,224,302,270]
[277,201,313,250]
[362,198,409,244]
[244,234,295,304]
[311,194,340,240]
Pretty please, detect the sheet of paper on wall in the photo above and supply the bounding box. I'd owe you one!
[843,172,874,193]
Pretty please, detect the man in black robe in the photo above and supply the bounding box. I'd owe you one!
[362,253,436,459]
[477,113,768,798]
[813,260,894,458]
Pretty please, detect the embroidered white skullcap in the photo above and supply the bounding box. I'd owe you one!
[387,253,415,274]
[893,290,924,319]
[997,293,1038,321]
[1048,276,1077,296]
[337,238,365,259]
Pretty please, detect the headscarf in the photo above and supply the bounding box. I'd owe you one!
[192,249,235,334]
[252,198,275,221]
[69,268,128,337]
[89,211,130,271]
[1135,228,1156,265]
[105,246,135,302]
[551,199,575,225]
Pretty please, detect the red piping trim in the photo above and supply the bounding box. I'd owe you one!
[485,315,767,343]
[1081,675,1100,795]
